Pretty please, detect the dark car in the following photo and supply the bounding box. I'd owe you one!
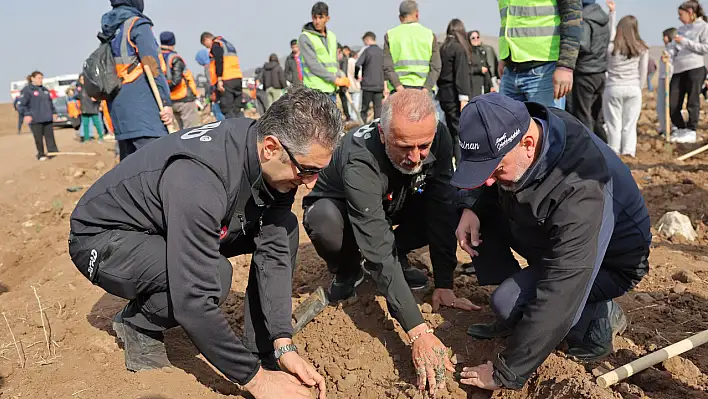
[52,97,73,129]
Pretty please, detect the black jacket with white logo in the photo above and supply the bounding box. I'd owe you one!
[70,119,297,385]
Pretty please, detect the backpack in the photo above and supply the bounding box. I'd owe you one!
[82,32,123,101]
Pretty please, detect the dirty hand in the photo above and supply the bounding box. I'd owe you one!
[456,209,482,257]
[217,80,225,92]
[160,106,174,126]
[606,0,615,13]
[278,351,327,399]
[409,324,455,396]
[244,367,312,399]
[553,67,573,100]
[432,288,481,312]
[460,361,501,391]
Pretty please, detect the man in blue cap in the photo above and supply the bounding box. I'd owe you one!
[160,31,201,129]
[452,93,651,390]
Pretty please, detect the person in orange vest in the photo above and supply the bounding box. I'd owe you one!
[160,31,201,129]
[200,32,244,119]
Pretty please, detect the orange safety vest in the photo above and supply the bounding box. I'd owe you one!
[161,50,199,101]
[113,17,167,84]
[102,101,114,133]
[67,99,81,118]
[209,36,243,83]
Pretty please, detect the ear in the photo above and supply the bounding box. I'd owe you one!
[378,125,386,144]
[262,136,282,162]
[520,134,537,158]
[415,10,420,20]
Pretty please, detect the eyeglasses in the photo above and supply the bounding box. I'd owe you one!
[280,142,322,177]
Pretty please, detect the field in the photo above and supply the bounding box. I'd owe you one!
[0,95,707,399]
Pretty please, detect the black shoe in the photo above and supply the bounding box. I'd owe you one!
[327,267,365,302]
[467,322,513,340]
[113,309,172,371]
[461,262,476,275]
[402,266,429,290]
[567,301,628,361]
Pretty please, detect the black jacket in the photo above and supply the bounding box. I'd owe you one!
[284,53,302,85]
[77,83,100,115]
[304,121,458,331]
[262,61,287,90]
[469,46,493,97]
[458,104,651,389]
[355,45,385,92]
[69,118,297,386]
[19,84,55,124]
[577,3,610,74]
[437,38,471,103]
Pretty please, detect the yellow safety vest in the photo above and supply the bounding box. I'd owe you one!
[300,30,338,94]
[499,0,561,63]
[387,22,434,90]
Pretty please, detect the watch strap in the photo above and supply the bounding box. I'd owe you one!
[274,343,298,360]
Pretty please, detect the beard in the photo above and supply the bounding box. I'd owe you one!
[498,156,532,192]
[385,141,423,175]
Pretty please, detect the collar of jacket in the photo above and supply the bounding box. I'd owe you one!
[302,22,327,37]
[245,123,274,207]
[512,103,566,191]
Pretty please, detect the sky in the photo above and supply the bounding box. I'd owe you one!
[0,0,684,101]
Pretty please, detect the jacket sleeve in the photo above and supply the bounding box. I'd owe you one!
[278,66,287,88]
[682,24,708,55]
[383,34,403,89]
[284,57,294,83]
[252,188,298,340]
[557,0,583,70]
[453,45,471,101]
[160,159,261,386]
[492,181,612,390]
[424,35,442,90]
[579,20,592,54]
[343,156,425,331]
[132,21,172,106]
[424,123,459,289]
[487,46,499,78]
[638,51,649,89]
[170,57,186,90]
[298,33,337,82]
[19,87,31,117]
[211,43,224,79]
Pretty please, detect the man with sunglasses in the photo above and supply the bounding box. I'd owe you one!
[302,89,475,396]
[68,87,341,399]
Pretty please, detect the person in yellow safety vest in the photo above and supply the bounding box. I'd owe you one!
[298,2,350,102]
[160,32,201,129]
[496,0,582,109]
[200,32,244,119]
[383,0,441,93]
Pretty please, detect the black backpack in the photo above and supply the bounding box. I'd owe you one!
[82,32,123,101]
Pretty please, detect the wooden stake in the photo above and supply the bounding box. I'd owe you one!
[2,312,25,368]
[144,65,177,134]
[46,151,97,157]
[676,143,708,161]
[663,52,671,143]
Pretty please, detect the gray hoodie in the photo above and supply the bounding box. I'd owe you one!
[671,18,708,74]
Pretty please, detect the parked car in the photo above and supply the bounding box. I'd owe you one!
[52,97,73,128]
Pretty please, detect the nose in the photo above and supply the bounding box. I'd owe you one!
[407,148,421,164]
[484,177,496,187]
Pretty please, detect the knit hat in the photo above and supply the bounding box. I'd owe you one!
[160,31,176,46]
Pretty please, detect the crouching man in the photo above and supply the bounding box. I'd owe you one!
[68,87,341,399]
[303,90,475,396]
[453,93,652,391]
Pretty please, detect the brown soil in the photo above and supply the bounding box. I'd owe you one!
[1,94,708,399]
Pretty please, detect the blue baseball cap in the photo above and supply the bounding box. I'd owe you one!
[451,93,531,189]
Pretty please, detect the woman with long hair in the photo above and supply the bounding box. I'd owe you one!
[669,0,708,140]
[602,0,649,157]
[437,18,472,165]
[18,71,59,160]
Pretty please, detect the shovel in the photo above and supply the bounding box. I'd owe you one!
[292,286,329,335]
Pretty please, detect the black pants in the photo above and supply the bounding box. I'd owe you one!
[360,90,383,122]
[17,112,23,133]
[118,137,158,161]
[670,66,705,130]
[68,225,298,356]
[338,89,351,120]
[439,100,462,165]
[303,197,431,277]
[218,79,244,119]
[567,72,608,142]
[30,122,58,159]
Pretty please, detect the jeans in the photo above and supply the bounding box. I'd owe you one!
[500,62,565,109]
[603,85,642,157]
[349,91,361,120]
[647,71,656,92]
[211,102,225,121]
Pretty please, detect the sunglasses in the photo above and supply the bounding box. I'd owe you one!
[280,142,322,177]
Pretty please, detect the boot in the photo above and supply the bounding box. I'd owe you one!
[567,300,628,361]
[113,309,172,371]
[327,267,365,302]
[467,321,513,340]
[396,253,429,290]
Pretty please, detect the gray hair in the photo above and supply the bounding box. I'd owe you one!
[255,86,343,155]
[399,0,418,17]
[380,89,438,136]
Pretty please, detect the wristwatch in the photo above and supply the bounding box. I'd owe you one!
[274,343,298,360]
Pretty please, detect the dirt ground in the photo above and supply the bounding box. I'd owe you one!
[1,94,708,399]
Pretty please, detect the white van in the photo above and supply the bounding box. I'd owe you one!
[10,80,27,100]
[44,74,79,97]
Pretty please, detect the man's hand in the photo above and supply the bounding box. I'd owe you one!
[243,367,312,399]
[409,324,454,396]
[456,209,482,257]
[160,106,174,126]
[460,361,501,391]
[481,66,489,74]
[497,60,506,78]
[460,100,468,111]
[553,67,574,100]
[432,288,481,312]
[52,114,58,122]
[23,116,32,125]
[278,351,326,399]
[395,85,405,92]
[217,80,225,93]
[606,0,615,13]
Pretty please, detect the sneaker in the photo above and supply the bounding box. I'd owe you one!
[567,300,628,361]
[38,156,48,161]
[327,267,366,302]
[467,321,514,340]
[113,309,172,371]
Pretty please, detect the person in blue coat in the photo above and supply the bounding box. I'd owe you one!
[102,0,174,161]
[13,95,24,135]
[19,71,59,160]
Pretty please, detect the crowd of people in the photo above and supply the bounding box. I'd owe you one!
[8,0,706,397]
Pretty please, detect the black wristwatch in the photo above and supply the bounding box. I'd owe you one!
[274,343,298,360]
